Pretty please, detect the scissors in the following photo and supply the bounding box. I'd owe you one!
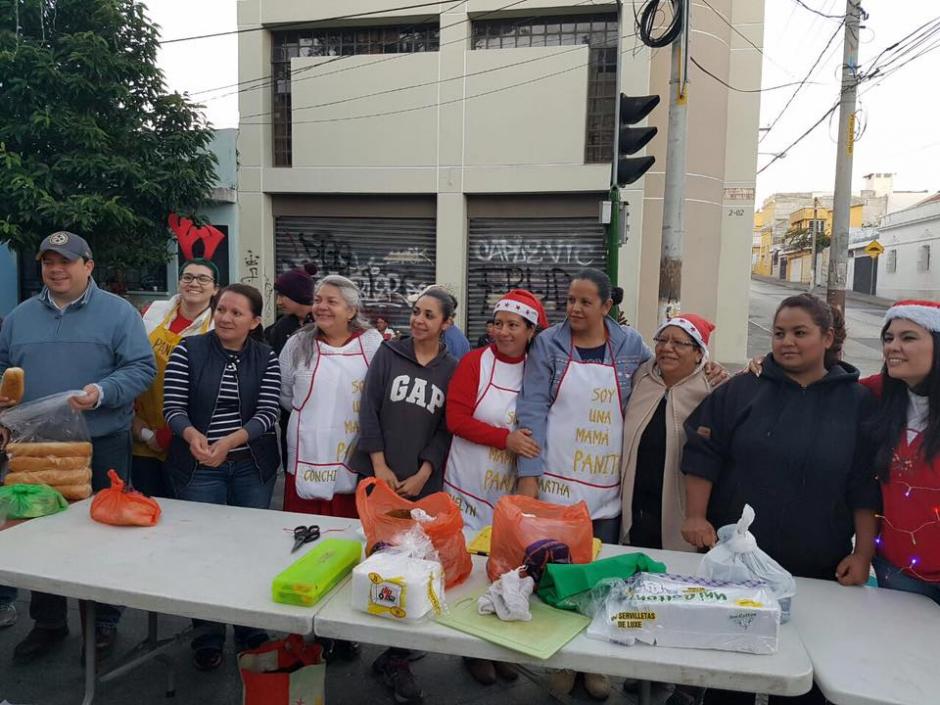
[291,525,321,553]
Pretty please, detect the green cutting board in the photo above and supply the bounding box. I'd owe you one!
[435,592,591,660]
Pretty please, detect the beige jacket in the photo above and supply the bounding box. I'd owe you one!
[619,358,714,551]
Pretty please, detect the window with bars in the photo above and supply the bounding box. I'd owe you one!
[271,25,441,167]
[470,13,618,163]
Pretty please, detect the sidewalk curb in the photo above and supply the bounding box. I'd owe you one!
[750,275,892,310]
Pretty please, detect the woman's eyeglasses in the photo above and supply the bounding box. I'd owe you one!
[180,274,215,285]
[652,336,697,350]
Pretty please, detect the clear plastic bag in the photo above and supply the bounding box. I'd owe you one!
[0,391,91,444]
[351,524,447,622]
[697,504,797,621]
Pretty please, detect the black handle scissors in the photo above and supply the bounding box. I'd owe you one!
[291,525,321,553]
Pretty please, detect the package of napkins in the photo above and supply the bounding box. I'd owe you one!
[586,572,780,654]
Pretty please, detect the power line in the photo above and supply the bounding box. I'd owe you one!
[192,0,608,105]
[757,101,839,174]
[689,57,817,93]
[698,0,799,80]
[790,0,843,21]
[158,0,465,45]
[758,19,845,143]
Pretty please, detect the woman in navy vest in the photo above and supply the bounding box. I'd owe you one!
[163,283,281,671]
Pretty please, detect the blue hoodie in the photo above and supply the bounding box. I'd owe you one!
[0,280,156,438]
[516,318,651,478]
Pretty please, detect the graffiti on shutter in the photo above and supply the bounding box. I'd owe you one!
[275,216,436,331]
[466,218,607,340]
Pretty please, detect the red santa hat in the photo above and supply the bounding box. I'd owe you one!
[494,289,549,329]
[883,299,940,333]
[654,314,716,352]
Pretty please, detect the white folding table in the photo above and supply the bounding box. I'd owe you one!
[0,498,359,705]
[791,576,940,705]
[315,543,814,704]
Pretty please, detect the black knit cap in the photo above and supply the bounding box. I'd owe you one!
[274,262,317,305]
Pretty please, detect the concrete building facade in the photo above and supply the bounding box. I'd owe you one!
[876,195,940,301]
[237,0,765,362]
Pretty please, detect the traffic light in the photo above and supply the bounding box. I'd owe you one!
[616,93,660,186]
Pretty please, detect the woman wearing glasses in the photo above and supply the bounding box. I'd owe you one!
[620,315,721,553]
[131,259,219,497]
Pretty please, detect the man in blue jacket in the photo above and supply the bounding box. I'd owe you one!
[0,231,156,665]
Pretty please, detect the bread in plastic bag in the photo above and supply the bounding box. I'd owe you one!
[0,391,91,444]
[90,470,162,527]
[356,477,471,588]
[486,495,593,583]
[0,483,68,519]
[697,504,797,621]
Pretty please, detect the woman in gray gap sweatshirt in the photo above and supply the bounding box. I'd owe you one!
[351,287,458,499]
[350,286,458,705]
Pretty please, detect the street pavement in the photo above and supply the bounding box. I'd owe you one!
[0,279,881,705]
[747,277,888,377]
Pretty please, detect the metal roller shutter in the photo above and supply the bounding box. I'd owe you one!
[275,216,436,331]
[466,217,607,340]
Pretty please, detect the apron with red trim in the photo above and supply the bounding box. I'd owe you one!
[541,340,623,519]
[443,348,522,531]
[288,336,368,500]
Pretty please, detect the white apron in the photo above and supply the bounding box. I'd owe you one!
[541,340,624,519]
[289,335,369,500]
[443,348,523,531]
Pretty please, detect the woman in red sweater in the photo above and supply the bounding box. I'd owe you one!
[863,300,940,605]
[443,289,547,685]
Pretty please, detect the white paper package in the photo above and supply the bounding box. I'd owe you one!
[587,572,781,655]
[351,551,445,623]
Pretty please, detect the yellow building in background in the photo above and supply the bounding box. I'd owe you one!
[752,208,774,276]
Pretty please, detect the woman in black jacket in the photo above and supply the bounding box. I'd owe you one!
[681,294,880,705]
[163,283,281,671]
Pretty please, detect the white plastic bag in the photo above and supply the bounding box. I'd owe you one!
[697,505,797,621]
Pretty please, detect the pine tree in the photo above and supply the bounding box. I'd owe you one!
[0,0,217,273]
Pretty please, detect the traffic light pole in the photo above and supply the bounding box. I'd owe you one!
[826,0,863,314]
[658,0,690,323]
[606,0,625,296]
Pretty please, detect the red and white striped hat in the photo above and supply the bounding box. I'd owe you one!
[654,314,715,352]
[494,289,549,329]
[883,299,940,332]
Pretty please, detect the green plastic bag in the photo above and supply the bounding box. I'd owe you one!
[0,484,68,519]
[538,553,667,611]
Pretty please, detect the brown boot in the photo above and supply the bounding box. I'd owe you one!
[464,657,497,685]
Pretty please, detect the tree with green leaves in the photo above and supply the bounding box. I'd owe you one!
[0,0,217,275]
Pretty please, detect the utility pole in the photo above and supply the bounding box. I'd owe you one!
[657,0,690,323]
[809,196,819,292]
[826,0,864,313]
[606,0,626,301]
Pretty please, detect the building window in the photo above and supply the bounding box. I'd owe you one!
[886,249,897,273]
[918,244,930,272]
[271,25,441,167]
[471,13,619,163]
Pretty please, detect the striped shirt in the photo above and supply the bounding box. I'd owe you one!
[164,343,281,452]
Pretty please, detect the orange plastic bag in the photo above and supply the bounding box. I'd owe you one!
[356,477,472,588]
[90,470,162,527]
[487,495,593,582]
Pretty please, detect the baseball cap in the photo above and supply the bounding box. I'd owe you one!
[36,231,93,261]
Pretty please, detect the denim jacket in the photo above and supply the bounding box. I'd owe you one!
[516,318,651,478]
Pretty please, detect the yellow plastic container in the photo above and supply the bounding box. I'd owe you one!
[272,538,362,607]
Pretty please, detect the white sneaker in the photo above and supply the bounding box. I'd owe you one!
[0,602,17,628]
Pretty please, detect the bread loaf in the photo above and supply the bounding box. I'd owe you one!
[9,456,90,473]
[0,367,24,403]
[6,442,93,458]
[4,468,93,486]
[56,484,93,501]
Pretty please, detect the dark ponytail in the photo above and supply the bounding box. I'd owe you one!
[573,268,613,302]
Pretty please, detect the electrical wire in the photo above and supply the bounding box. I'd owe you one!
[192,0,607,105]
[158,0,465,45]
[688,57,816,93]
[636,0,682,48]
[699,0,798,80]
[758,19,845,143]
[790,0,843,21]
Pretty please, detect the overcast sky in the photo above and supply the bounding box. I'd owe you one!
[146,0,940,204]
